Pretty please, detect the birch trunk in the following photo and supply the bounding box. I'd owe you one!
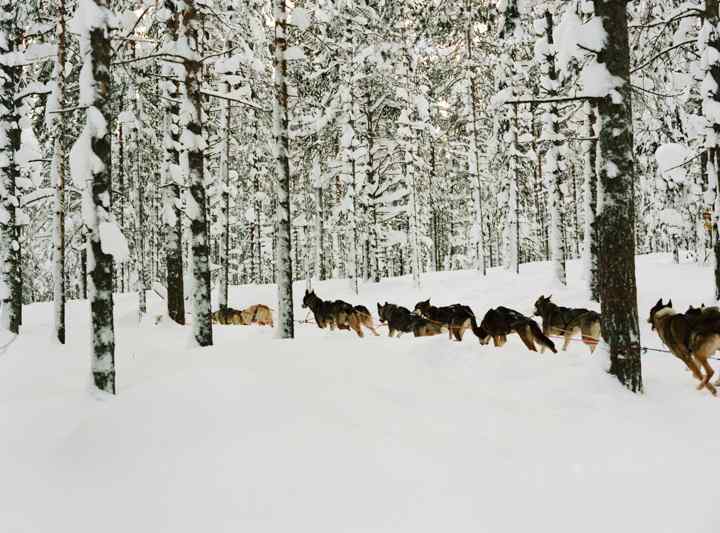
[273,0,294,338]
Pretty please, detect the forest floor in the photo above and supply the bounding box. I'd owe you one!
[1,254,719,532]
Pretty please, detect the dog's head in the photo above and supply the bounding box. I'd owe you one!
[648,298,672,330]
[533,295,552,316]
[474,324,491,345]
[302,289,316,309]
[686,304,704,317]
[377,302,388,323]
[414,299,431,316]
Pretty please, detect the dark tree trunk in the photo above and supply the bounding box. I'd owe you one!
[162,2,185,325]
[85,3,116,394]
[594,0,642,393]
[0,9,21,335]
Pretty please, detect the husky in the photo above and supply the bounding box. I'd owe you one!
[240,304,273,327]
[533,295,601,353]
[212,305,273,326]
[211,307,244,325]
[377,302,444,338]
[477,306,557,353]
[413,299,480,342]
[302,289,379,337]
[648,299,720,395]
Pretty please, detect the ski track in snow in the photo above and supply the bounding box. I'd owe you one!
[1,254,718,532]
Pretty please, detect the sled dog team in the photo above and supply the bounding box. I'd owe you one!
[302,289,602,356]
[213,290,720,396]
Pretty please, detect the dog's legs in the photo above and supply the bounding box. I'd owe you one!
[695,355,717,395]
[562,328,575,351]
[517,326,538,352]
[365,320,380,337]
[540,326,550,353]
[388,328,396,338]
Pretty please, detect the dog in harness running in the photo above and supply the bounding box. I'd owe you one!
[532,295,601,353]
[302,290,379,337]
[413,299,481,342]
[648,299,720,395]
[477,306,557,353]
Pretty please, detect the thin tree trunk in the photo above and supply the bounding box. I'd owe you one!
[161,2,185,324]
[273,0,294,338]
[218,49,231,312]
[51,0,67,343]
[583,102,600,301]
[0,9,21,335]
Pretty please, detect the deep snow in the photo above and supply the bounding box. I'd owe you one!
[1,254,718,533]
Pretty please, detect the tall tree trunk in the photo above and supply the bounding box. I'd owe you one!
[594,0,642,392]
[273,0,294,338]
[179,0,212,346]
[134,90,147,319]
[51,0,67,343]
[0,8,21,335]
[542,8,566,286]
[583,102,600,301]
[218,48,231,312]
[73,0,117,393]
[161,1,185,324]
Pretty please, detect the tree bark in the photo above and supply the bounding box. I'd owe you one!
[583,102,600,301]
[162,0,185,324]
[179,0,212,346]
[0,7,21,335]
[76,0,117,393]
[594,0,643,392]
[273,0,294,338]
[51,0,67,343]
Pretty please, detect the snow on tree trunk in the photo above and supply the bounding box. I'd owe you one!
[701,0,720,300]
[70,0,120,394]
[177,0,212,347]
[582,101,600,301]
[537,6,566,286]
[0,6,21,335]
[465,20,486,276]
[134,88,147,319]
[159,2,185,325]
[592,0,642,393]
[48,0,67,343]
[273,0,294,338]
[217,46,231,312]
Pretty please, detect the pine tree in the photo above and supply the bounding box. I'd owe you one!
[593,0,642,392]
[71,0,118,394]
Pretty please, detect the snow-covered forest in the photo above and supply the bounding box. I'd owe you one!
[4,1,720,530]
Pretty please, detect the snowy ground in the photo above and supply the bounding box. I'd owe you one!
[1,254,719,533]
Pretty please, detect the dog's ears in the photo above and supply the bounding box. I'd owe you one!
[668,299,673,308]
[655,298,663,307]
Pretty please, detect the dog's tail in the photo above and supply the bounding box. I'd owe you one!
[530,320,557,353]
